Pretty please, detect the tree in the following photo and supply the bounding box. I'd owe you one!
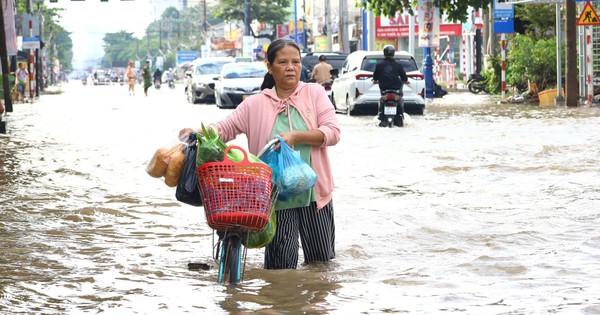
[214,0,292,39]
[361,0,492,23]
[101,31,138,68]
[515,4,556,41]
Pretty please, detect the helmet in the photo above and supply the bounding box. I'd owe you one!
[318,54,326,61]
[383,45,395,57]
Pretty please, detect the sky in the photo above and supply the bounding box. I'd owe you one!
[50,0,155,70]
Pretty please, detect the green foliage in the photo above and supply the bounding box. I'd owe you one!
[101,31,137,68]
[506,34,559,92]
[482,54,501,94]
[360,0,492,23]
[214,0,291,37]
[515,4,556,41]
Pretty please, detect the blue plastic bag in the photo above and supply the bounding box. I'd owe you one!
[260,137,317,200]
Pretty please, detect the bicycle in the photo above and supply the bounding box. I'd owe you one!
[193,139,279,285]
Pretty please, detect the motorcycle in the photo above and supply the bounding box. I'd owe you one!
[154,78,161,89]
[168,79,175,89]
[379,90,404,128]
[467,73,488,94]
[82,78,87,86]
[322,69,339,103]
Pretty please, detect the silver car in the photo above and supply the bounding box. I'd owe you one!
[214,62,267,108]
[185,57,234,104]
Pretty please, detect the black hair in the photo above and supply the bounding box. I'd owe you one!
[260,39,302,90]
[319,55,326,61]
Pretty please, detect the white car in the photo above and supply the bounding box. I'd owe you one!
[214,62,267,108]
[185,57,234,103]
[91,70,111,85]
[330,50,426,115]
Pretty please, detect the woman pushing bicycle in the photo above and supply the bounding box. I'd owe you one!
[179,39,341,270]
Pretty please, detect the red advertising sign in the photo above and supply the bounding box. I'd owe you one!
[375,14,462,39]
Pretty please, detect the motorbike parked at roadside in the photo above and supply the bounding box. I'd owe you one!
[467,73,488,94]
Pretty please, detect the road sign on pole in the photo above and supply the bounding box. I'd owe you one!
[577,2,600,26]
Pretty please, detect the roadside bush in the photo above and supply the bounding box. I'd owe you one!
[506,34,560,92]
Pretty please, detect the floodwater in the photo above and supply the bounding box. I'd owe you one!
[1,82,600,314]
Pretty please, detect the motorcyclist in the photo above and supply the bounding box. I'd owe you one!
[311,55,333,84]
[372,45,409,127]
[166,68,175,87]
[153,68,163,85]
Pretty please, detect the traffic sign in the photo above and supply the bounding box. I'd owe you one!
[577,2,600,26]
[22,36,40,49]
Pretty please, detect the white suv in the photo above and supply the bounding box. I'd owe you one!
[330,50,425,115]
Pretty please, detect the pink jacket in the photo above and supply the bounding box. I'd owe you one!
[216,82,341,210]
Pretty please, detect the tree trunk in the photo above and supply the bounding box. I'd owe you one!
[565,0,578,106]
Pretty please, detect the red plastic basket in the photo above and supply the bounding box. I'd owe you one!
[196,146,274,232]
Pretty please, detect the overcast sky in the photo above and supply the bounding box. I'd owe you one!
[50,0,155,69]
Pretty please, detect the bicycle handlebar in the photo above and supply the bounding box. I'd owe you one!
[257,138,280,159]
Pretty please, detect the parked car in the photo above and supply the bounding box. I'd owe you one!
[214,62,267,108]
[91,70,111,85]
[330,50,426,115]
[185,57,234,104]
[301,51,349,81]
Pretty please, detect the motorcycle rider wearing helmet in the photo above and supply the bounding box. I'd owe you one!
[372,45,409,127]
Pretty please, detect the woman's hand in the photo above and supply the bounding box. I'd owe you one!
[278,130,324,148]
[179,128,196,141]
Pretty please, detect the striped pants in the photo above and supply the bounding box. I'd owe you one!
[264,200,335,269]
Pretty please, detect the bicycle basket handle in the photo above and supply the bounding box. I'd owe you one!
[222,145,250,165]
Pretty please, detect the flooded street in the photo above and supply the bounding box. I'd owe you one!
[2,82,600,314]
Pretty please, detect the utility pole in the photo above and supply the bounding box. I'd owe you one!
[339,0,349,52]
[565,0,578,106]
[325,0,332,51]
[0,0,13,125]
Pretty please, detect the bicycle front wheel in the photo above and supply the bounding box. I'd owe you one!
[228,235,242,285]
[218,234,242,285]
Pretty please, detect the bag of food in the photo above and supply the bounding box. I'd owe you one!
[261,137,317,200]
[175,144,203,206]
[245,202,276,248]
[146,141,187,187]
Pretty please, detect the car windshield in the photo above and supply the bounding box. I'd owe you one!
[196,62,229,75]
[222,64,266,79]
[361,57,419,73]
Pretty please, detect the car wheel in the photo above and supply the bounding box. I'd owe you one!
[346,95,354,116]
[187,86,197,104]
[216,95,221,108]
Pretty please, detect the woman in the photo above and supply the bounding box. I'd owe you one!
[126,61,136,95]
[180,39,340,269]
[142,61,152,96]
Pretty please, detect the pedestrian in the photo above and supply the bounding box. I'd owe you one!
[126,61,136,95]
[15,63,28,102]
[142,61,152,96]
[310,55,333,84]
[179,38,341,270]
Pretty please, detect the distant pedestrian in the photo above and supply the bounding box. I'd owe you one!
[15,63,28,102]
[126,61,136,95]
[142,61,152,96]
